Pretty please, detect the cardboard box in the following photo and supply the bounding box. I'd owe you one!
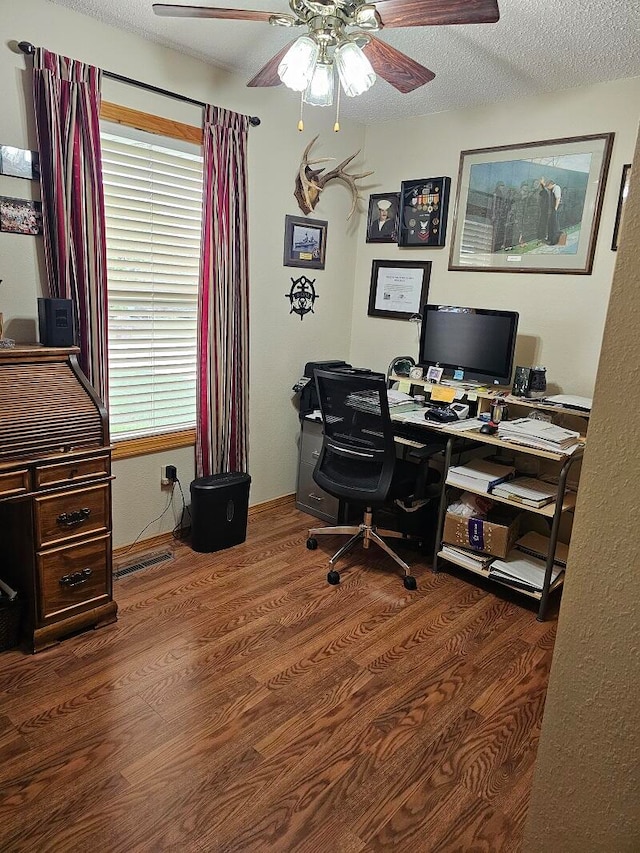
[443,511,519,558]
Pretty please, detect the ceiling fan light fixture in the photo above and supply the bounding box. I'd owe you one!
[304,62,334,106]
[334,41,376,97]
[353,5,380,30]
[278,36,320,91]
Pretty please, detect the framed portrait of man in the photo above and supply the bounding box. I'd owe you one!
[366,193,399,243]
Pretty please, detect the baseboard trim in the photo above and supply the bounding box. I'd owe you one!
[113,494,296,558]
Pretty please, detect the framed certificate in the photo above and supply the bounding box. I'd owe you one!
[367,260,431,320]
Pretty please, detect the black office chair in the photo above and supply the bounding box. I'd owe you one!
[306,369,434,590]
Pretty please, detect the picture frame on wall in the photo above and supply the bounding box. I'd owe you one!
[0,196,43,235]
[365,192,399,243]
[283,214,327,270]
[611,163,631,251]
[448,133,614,274]
[367,259,431,320]
[0,145,40,180]
[398,177,451,247]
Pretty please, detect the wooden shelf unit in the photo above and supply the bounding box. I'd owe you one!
[430,393,585,620]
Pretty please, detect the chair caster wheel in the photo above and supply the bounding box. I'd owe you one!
[403,575,417,591]
[327,570,341,585]
[306,538,318,550]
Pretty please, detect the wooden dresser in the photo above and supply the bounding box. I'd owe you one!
[0,345,117,652]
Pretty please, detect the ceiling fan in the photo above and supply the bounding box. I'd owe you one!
[153,0,500,101]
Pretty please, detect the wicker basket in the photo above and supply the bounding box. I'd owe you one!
[0,597,22,651]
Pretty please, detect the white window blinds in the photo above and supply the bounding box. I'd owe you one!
[101,126,203,440]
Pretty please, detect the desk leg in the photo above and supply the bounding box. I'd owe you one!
[432,436,454,573]
[537,453,579,621]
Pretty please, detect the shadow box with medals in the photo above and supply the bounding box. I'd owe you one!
[398,177,451,247]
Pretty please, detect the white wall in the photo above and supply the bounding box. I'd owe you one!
[349,78,640,396]
[2,0,365,547]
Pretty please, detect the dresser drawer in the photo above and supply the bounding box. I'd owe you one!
[37,533,111,621]
[34,454,110,489]
[34,482,111,548]
[0,468,30,499]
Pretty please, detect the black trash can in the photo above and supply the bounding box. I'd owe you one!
[190,472,251,553]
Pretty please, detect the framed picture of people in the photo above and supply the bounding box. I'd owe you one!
[366,193,399,243]
[448,133,614,274]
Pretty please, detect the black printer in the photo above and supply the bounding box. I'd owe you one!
[293,360,382,418]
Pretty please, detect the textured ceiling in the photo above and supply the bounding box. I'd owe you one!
[47,0,640,123]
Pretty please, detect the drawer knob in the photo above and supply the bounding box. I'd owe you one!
[308,493,324,503]
[56,507,91,527]
[59,568,93,588]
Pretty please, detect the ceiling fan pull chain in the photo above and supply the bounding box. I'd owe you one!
[334,82,341,133]
[298,91,305,132]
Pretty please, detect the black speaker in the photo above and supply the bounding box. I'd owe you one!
[38,298,75,347]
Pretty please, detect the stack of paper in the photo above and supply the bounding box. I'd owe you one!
[491,477,557,508]
[348,389,416,415]
[441,544,493,571]
[489,550,563,592]
[542,394,592,412]
[516,531,569,567]
[446,458,515,493]
[497,418,581,454]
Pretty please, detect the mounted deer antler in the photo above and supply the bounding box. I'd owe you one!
[294,136,374,220]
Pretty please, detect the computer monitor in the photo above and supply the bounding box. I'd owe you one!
[418,304,519,386]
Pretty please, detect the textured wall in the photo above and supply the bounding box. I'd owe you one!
[523,129,640,850]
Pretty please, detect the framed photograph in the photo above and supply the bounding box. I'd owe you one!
[426,365,444,383]
[283,214,327,270]
[611,164,631,251]
[0,196,43,235]
[367,259,431,320]
[0,145,40,180]
[448,133,614,274]
[366,192,399,243]
[398,177,451,247]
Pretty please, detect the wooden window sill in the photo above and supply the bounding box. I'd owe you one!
[112,429,196,461]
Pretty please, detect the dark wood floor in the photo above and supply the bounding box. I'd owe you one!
[0,504,556,852]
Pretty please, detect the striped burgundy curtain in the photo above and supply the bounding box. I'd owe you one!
[196,106,250,477]
[33,48,108,401]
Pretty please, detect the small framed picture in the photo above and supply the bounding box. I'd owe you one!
[399,177,451,247]
[0,145,40,180]
[0,196,43,235]
[367,259,431,320]
[284,214,327,270]
[426,365,444,383]
[366,192,399,243]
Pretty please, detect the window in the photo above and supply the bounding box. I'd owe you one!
[100,110,203,450]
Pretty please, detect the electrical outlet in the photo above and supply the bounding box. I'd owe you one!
[160,466,169,486]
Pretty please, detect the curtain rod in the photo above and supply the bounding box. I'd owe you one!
[18,41,261,127]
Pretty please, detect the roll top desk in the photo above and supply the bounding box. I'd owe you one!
[0,346,117,652]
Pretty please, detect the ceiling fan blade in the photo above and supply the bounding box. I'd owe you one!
[247,40,298,87]
[153,4,277,22]
[375,0,499,29]
[363,37,435,93]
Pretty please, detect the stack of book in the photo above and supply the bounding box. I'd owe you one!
[491,476,557,508]
[440,544,493,572]
[446,458,515,493]
[497,418,582,454]
[489,550,564,592]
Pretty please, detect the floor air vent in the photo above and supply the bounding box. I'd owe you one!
[113,548,174,580]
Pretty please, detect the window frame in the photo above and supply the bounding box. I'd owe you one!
[100,101,202,460]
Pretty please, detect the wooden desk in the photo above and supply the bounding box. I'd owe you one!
[0,346,117,652]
